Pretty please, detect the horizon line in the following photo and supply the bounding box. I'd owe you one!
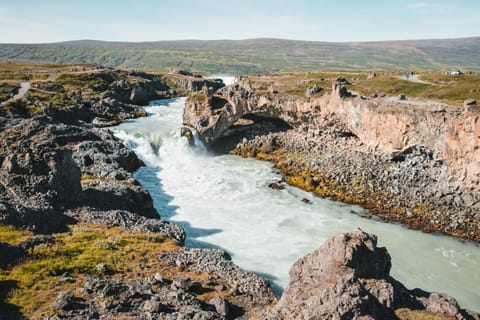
[1,35,480,46]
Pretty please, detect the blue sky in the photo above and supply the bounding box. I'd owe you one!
[0,0,478,43]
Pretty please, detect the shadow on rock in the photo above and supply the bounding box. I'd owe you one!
[0,280,26,320]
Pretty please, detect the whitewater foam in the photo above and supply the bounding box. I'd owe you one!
[114,97,480,311]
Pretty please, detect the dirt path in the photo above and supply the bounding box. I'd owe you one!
[12,81,30,100]
[401,74,436,85]
[46,72,58,81]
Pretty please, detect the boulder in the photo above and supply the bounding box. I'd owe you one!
[180,126,196,146]
[305,84,321,97]
[262,230,478,320]
[464,99,477,106]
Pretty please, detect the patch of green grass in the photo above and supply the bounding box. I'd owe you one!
[349,76,435,96]
[190,92,207,102]
[348,72,480,105]
[0,72,48,81]
[165,79,180,89]
[0,225,32,245]
[395,308,455,320]
[1,99,43,117]
[56,72,111,91]
[28,89,72,109]
[0,223,180,317]
[0,82,19,101]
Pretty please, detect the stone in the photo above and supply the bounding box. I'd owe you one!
[171,276,194,291]
[268,182,284,190]
[96,263,111,274]
[305,84,321,97]
[180,126,196,146]
[209,297,230,317]
[153,272,164,284]
[52,292,75,311]
[464,99,477,106]
[143,298,163,313]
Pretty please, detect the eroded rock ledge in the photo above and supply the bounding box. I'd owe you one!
[183,80,480,241]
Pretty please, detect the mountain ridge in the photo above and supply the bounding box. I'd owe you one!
[0,37,479,73]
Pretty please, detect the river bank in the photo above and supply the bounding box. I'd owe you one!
[0,64,478,318]
[117,97,480,312]
[0,67,277,319]
[183,78,480,242]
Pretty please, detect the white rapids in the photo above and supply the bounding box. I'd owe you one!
[114,97,480,312]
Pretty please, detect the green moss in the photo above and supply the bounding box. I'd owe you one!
[190,93,207,102]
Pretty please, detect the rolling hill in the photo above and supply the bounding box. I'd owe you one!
[0,37,479,74]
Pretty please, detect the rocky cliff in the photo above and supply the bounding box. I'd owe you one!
[183,80,480,241]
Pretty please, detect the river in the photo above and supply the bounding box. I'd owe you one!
[114,97,480,312]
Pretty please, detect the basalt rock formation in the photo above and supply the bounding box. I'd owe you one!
[183,84,294,152]
[183,80,480,241]
[0,69,278,319]
[261,230,479,320]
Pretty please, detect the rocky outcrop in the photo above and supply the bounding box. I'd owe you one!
[261,230,479,320]
[168,76,225,93]
[183,84,296,149]
[48,246,275,319]
[0,115,184,240]
[184,80,480,241]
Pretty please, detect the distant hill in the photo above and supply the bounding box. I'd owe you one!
[0,37,479,74]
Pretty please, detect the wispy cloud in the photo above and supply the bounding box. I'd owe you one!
[407,2,448,12]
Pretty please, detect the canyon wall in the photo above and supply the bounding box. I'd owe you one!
[184,81,480,196]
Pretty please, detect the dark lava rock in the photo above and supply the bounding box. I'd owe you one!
[268,182,284,190]
[52,292,78,311]
[209,297,231,317]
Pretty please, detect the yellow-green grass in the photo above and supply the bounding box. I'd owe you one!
[245,71,369,96]
[0,61,93,73]
[0,73,49,81]
[0,225,32,245]
[55,73,109,91]
[243,71,480,105]
[190,92,207,102]
[28,89,73,109]
[0,83,19,101]
[0,99,43,117]
[348,72,480,105]
[0,223,180,318]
